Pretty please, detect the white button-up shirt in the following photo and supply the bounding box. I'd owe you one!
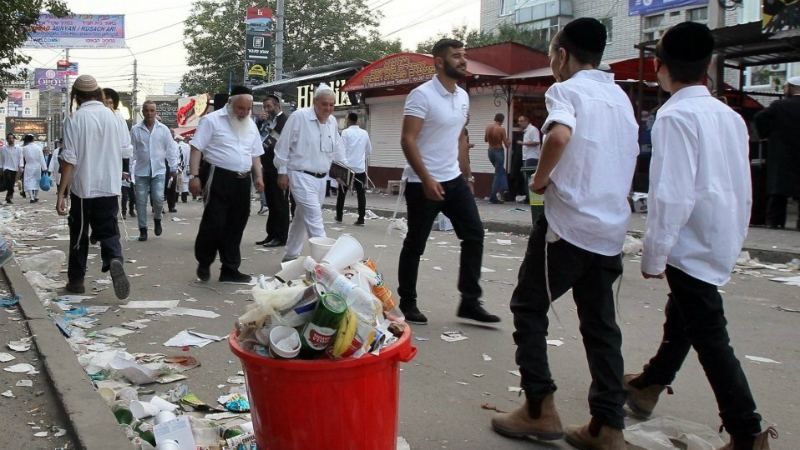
[522,124,541,160]
[403,76,468,183]
[130,120,178,177]
[191,107,263,173]
[2,144,22,171]
[273,107,346,175]
[542,70,639,256]
[114,110,133,160]
[61,101,128,198]
[341,125,372,173]
[642,86,751,286]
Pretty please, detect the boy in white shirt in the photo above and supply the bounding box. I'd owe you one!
[492,18,638,449]
[625,22,774,450]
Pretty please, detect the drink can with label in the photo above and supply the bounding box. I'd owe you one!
[300,292,347,357]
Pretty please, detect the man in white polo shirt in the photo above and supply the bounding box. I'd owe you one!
[492,19,638,449]
[398,38,500,325]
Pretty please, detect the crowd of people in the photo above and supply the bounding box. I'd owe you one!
[0,17,784,450]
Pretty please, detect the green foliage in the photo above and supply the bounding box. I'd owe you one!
[415,24,549,54]
[180,0,401,95]
[0,0,70,101]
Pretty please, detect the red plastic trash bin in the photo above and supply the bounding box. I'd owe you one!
[229,326,417,450]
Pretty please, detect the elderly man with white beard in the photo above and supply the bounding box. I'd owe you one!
[274,83,347,262]
[188,86,265,283]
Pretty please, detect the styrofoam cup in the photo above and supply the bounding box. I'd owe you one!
[149,396,178,412]
[98,387,116,405]
[309,236,336,262]
[269,326,301,359]
[322,234,364,270]
[117,387,139,403]
[276,256,308,282]
[130,400,159,419]
[154,410,177,425]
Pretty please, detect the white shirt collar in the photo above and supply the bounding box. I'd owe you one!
[571,69,615,84]
[432,75,458,96]
[662,85,711,108]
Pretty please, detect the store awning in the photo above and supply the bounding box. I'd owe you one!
[252,67,355,90]
[502,57,657,82]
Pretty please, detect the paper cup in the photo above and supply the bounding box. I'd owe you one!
[156,440,181,450]
[149,396,178,412]
[154,410,177,425]
[117,387,139,403]
[322,234,364,270]
[269,326,301,359]
[98,387,116,405]
[276,256,308,282]
[309,236,336,262]
[130,400,159,419]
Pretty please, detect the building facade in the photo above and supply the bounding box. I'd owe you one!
[0,89,40,144]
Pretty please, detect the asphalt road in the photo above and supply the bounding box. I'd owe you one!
[7,190,800,449]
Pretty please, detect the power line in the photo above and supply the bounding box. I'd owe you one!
[72,39,187,60]
[382,0,478,37]
[127,20,186,40]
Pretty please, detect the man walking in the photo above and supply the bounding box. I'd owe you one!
[255,94,290,248]
[57,74,130,300]
[491,19,638,449]
[176,135,191,203]
[188,86,264,283]
[274,84,346,261]
[130,100,179,241]
[484,113,510,204]
[2,133,22,204]
[102,88,135,220]
[625,22,775,450]
[398,38,499,325]
[336,112,372,226]
[517,115,541,168]
[755,76,800,230]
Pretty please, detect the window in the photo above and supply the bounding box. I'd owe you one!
[643,30,664,42]
[0,107,5,114]
[23,107,31,116]
[746,64,787,89]
[670,11,681,17]
[600,17,613,42]
[24,91,31,100]
[644,14,664,29]
[525,17,560,43]
[687,7,708,22]
[501,0,516,16]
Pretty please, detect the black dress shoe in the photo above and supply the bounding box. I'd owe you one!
[138,228,148,241]
[154,219,163,236]
[219,271,252,283]
[256,237,272,246]
[457,302,501,323]
[196,265,210,282]
[169,208,177,213]
[262,239,286,248]
[399,300,428,325]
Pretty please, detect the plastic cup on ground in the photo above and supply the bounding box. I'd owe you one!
[322,234,364,270]
[156,439,181,450]
[276,256,309,282]
[309,237,336,262]
[130,400,159,419]
[269,326,301,359]
[117,386,139,402]
[154,410,177,425]
[149,396,178,412]
[98,387,116,405]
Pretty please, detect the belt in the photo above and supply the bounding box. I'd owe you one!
[302,170,327,179]
[215,166,250,179]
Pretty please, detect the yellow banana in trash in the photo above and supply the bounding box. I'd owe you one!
[330,309,358,358]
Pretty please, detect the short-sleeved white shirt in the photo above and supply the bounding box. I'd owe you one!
[522,124,541,160]
[191,107,263,173]
[402,76,468,183]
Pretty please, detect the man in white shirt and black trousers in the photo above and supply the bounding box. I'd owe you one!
[492,19,638,449]
[398,38,500,325]
[57,75,131,300]
[335,112,372,225]
[625,23,774,450]
[1,133,23,204]
[188,86,264,283]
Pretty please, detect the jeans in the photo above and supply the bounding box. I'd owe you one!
[488,148,508,201]
[510,215,625,429]
[336,171,367,222]
[67,194,123,282]
[135,174,165,229]
[635,265,762,438]
[398,176,484,305]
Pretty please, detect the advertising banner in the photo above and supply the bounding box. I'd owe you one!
[5,91,24,117]
[628,0,707,16]
[57,60,79,75]
[245,7,273,34]
[6,118,48,142]
[34,69,68,90]
[24,14,125,49]
[246,33,273,62]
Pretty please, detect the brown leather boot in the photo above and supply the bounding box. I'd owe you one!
[565,417,625,450]
[717,426,778,450]
[624,372,666,419]
[491,394,564,441]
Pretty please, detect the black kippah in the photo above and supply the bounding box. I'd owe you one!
[562,18,607,54]
[230,85,253,96]
[659,22,714,62]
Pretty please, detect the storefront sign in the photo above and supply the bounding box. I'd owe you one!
[296,80,351,109]
[628,0,707,16]
[344,53,435,91]
[24,14,125,49]
[246,33,272,62]
[34,69,67,90]
[6,118,48,142]
[147,96,180,129]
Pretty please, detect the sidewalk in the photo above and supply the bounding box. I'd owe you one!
[325,190,800,262]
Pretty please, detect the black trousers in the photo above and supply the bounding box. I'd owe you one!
[2,170,17,201]
[335,171,367,221]
[121,185,136,214]
[636,265,762,438]
[263,168,289,243]
[67,194,123,282]
[398,176,484,304]
[164,174,178,211]
[194,168,251,274]
[510,215,625,429]
[765,194,787,228]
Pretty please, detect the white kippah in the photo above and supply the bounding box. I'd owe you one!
[787,76,800,87]
[314,83,335,99]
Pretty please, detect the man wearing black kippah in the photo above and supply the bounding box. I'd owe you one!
[492,18,638,449]
[625,22,775,450]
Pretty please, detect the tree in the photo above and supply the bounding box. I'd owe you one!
[180,0,401,95]
[0,0,70,101]
[415,24,549,54]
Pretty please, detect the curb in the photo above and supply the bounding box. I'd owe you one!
[3,261,134,450]
[323,204,800,263]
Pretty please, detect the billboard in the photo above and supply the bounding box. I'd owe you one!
[6,118,48,142]
[147,96,180,129]
[245,7,273,34]
[246,33,273,62]
[5,91,24,117]
[34,69,68,90]
[628,0,707,16]
[24,14,125,49]
[57,60,79,75]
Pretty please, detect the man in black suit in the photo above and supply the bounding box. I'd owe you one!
[755,76,800,230]
[256,94,290,247]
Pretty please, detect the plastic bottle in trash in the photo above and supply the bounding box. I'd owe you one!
[308,262,356,298]
[360,260,405,322]
[311,263,386,320]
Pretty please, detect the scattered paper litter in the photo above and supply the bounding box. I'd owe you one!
[160,307,221,319]
[1,390,14,398]
[0,353,15,362]
[164,330,225,348]
[414,337,429,342]
[745,355,781,364]
[432,266,443,271]
[34,431,48,438]
[85,306,111,314]
[227,375,246,384]
[480,266,496,273]
[495,239,513,246]
[546,339,564,347]
[57,295,94,303]
[4,363,38,374]
[8,338,32,352]
[508,386,523,393]
[440,331,468,343]
[482,353,492,361]
[397,436,411,450]
[770,275,800,286]
[374,244,388,248]
[472,373,485,377]
[110,354,159,385]
[508,370,521,377]
[98,327,136,337]
[54,428,67,437]
[15,380,33,387]
[122,300,180,309]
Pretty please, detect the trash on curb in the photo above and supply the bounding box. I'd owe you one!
[440,330,468,343]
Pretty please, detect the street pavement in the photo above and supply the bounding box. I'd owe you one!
[3,188,799,449]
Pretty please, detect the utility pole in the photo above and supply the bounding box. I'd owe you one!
[275,0,285,80]
[132,58,139,122]
[62,48,69,117]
